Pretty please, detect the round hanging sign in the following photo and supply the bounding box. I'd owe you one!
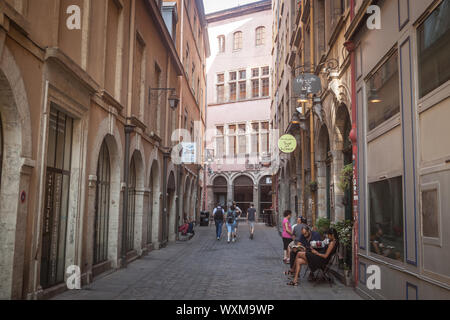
[278,134,297,154]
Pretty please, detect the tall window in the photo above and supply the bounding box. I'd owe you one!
[217,73,224,103]
[256,26,265,46]
[41,105,74,289]
[94,141,111,265]
[261,122,270,153]
[233,31,243,50]
[185,44,190,76]
[369,176,404,262]
[229,71,237,101]
[216,126,225,158]
[228,125,237,156]
[418,0,450,98]
[218,35,225,53]
[262,78,270,97]
[238,124,247,155]
[251,123,259,155]
[366,51,400,131]
[252,79,260,98]
[239,81,247,100]
[127,155,137,252]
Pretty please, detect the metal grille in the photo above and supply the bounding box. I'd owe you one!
[93,141,111,265]
[40,105,73,289]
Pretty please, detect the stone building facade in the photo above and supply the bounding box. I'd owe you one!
[204,1,274,218]
[271,0,353,231]
[348,0,450,300]
[0,0,209,300]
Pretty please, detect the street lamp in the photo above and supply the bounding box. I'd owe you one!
[149,88,180,110]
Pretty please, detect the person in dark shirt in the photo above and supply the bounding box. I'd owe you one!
[299,226,322,250]
[247,204,257,240]
[285,225,321,276]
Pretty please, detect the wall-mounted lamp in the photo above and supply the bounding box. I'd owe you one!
[368,90,382,103]
[149,88,180,110]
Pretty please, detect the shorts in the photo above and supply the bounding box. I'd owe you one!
[249,221,255,229]
[283,237,292,251]
[226,222,237,233]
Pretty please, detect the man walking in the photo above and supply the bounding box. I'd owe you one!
[232,201,242,239]
[213,204,225,241]
[226,206,238,243]
[247,204,256,240]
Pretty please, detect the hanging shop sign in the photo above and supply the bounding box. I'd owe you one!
[181,142,197,164]
[278,134,297,154]
[293,73,322,95]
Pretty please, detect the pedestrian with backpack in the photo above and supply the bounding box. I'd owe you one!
[213,204,225,241]
[226,206,238,243]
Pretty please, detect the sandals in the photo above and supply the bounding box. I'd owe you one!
[287,280,299,286]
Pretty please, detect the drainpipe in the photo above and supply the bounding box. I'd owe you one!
[347,0,359,288]
[122,0,135,268]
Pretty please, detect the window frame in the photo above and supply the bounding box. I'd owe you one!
[233,31,243,51]
[420,181,442,247]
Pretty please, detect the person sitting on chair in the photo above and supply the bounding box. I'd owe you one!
[285,225,321,278]
[287,228,339,286]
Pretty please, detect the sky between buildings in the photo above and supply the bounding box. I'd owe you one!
[203,0,263,14]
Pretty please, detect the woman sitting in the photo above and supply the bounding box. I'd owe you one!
[287,228,339,286]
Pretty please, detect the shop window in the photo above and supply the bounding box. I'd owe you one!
[369,176,404,262]
[366,51,400,131]
[418,0,450,98]
[422,188,439,239]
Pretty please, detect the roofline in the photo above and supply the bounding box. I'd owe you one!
[205,0,272,23]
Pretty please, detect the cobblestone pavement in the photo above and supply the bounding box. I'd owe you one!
[55,223,362,300]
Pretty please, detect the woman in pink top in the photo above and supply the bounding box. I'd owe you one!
[282,210,294,264]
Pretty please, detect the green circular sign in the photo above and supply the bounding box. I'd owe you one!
[278,134,297,154]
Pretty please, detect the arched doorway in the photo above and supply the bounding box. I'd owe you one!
[259,176,272,221]
[165,172,176,243]
[127,154,137,252]
[336,105,353,221]
[233,175,254,216]
[149,161,160,245]
[40,106,74,289]
[317,125,332,220]
[183,176,191,221]
[93,141,111,265]
[213,176,227,208]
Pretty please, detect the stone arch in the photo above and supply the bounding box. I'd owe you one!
[166,170,177,242]
[317,124,331,221]
[86,120,123,274]
[149,159,161,246]
[0,45,33,299]
[128,149,145,254]
[333,103,353,221]
[232,174,255,214]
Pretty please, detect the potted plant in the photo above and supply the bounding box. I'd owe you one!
[309,181,318,192]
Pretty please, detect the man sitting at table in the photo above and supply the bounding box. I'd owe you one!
[285,225,321,277]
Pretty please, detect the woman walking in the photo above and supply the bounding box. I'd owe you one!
[226,205,238,243]
[282,210,294,264]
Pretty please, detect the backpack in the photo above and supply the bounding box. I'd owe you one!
[215,208,224,221]
[227,211,236,224]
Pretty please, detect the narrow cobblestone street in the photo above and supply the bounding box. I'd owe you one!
[55,223,362,300]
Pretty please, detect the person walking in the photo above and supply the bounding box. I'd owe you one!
[231,201,242,239]
[213,204,225,240]
[247,203,257,240]
[226,206,238,243]
[282,210,294,264]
